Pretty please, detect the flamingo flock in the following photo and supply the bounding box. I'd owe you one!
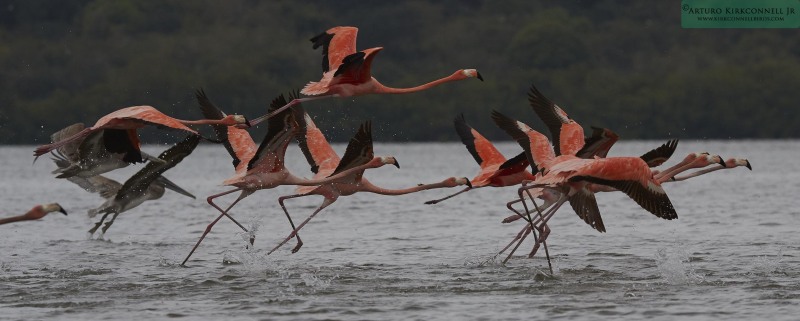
[1,26,752,273]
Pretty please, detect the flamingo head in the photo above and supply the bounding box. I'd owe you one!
[460,69,483,81]
[378,156,400,169]
[740,159,753,170]
[709,154,726,167]
[455,177,472,188]
[43,203,68,216]
[224,115,250,128]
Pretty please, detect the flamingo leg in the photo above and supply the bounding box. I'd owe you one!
[424,186,472,205]
[206,190,254,245]
[502,225,535,264]
[267,197,336,255]
[247,96,335,127]
[277,193,315,254]
[180,189,249,266]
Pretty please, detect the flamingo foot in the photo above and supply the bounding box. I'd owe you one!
[291,240,304,254]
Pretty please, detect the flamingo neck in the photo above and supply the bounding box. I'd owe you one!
[0,215,31,225]
[361,180,448,196]
[373,72,462,94]
[177,118,229,126]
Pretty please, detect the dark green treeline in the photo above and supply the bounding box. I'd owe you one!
[1,0,798,145]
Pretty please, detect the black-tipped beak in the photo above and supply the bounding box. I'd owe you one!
[57,205,68,216]
[476,72,484,81]
[393,160,400,169]
[717,156,726,167]
[745,160,752,170]
[245,118,252,128]
[465,179,473,188]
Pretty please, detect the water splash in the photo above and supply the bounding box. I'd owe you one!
[748,247,783,275]
[654,247,705,284]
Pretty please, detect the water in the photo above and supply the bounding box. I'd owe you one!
[1,140,797,320]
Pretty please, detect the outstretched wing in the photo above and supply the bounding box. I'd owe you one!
[330,121,373,177]
[640,139,679,168]
[116,134,200,201]
[454,113,506,168]
[331,47,382,85]
[50,123,86,163]
[576,127,619,159]
[491,110,555,172]
[295,112,340,177]
[247,91,301,171]
[195,89,256,171]
[310,26,358,74]
[568,188,606,233]
[528,85,570,156]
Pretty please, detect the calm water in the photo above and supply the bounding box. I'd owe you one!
[0,140,797,320]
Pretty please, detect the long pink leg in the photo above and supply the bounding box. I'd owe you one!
[502,225,534,264]
[180,188,250,266]
[268,197,336,255]
[205,190,254,244]
[424,186,473,205]
[277,193,315,253]
[246,96,335,127]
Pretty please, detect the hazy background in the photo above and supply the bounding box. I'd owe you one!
[1,0,798,145]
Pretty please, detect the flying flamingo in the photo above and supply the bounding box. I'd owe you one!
[48,123,163,178]
[492,110,680,268]
[51,135,198,238]
[180,92,400,266]
[245,26,483,126]
[670,158,751,181]
[33,105,248,160]
[425,114,533,205]
[0,204,67,226]
[268,114,471,254]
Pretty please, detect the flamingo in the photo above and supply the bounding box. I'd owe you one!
[670,158,751,181]
[180,92,400,266]
[53,134,200,238]
[425,114,534,205]
[48,123,163,178]
[492,110,680,268]
[245,26,483,126]
[0,204,67,226]
[33,105,248,160]
[268,113,471,254]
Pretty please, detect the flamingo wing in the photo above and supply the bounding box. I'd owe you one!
[576,127,620,159]
[528,85,570,155]
[491,110,554,172]
[295,112,340,177]
[497,152,529,171]
[310,26,358,74]
[247,92,300,172]
[568,188,606,232]
[195,89,257,171]
[559,122,586,157]
[330,47,382,86]
[330,121,373,177]
[639,139,679,168]
[94,106,199,135]
[115,134,200,201]
[101,129,144,164]
[454,114,506,168]
[567,158,677,220]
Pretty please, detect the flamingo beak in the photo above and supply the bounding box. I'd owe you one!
[745,160,752,170]
[56,204,68,215]
[717,156,726,167]
[244,118,252,128]
[393,159,400,169]
[476,72,484,81]
[465,179,473,188]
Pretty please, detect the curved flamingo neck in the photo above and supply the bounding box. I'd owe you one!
[361,180,449,196]
[0,215,29,225]
[373,72,464,94]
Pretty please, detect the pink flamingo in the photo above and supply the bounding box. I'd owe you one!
[425,114,534,205]
[0,204,67,225]
[669,158,751,181]
[180,92,400,266]
[34,105,248,160]
[268,113,471,254]
[245,26,483,126]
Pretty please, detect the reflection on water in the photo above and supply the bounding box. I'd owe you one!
[1,141,798,320]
